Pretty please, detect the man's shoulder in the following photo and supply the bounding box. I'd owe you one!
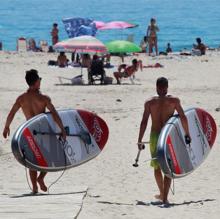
[17,92,28,101]
[39,93,51,101]
[146,95,179,103]
[145,96,158,104]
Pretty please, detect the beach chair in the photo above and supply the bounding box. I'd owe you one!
[58,75,84,85]
[17,37,27,52]
[88,60,105,85]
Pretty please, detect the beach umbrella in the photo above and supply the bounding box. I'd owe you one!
[95,21,138,30]
[105,40,141,53]
[53,35,107,53]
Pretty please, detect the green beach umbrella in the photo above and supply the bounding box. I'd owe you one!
[105,40,141,53]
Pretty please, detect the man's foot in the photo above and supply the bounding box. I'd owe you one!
[37,177,47,192]
[154,194,163,201]
[161,200,170,208]
[32,185,38,194]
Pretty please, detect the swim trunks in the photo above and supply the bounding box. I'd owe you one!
[150,132,160,169]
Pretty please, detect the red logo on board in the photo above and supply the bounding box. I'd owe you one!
[167,135,181,174]
[23,128,48,167]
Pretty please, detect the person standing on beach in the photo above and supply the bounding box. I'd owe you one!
[146,18,159,56]
[137,77,191,205]
[51,23,59,45]
[2,69,66,194]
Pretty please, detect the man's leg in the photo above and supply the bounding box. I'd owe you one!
[37,172,47,192]
[163,175,171,204]
[154,168,163,200]
[113,72,121,84]
[29,169,38,193]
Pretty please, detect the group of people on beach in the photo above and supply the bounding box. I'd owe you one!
[2,67,191,205]
[1,17,202,206]
[140,17,207,56]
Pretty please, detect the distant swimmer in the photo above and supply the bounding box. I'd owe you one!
[3,69,66,194]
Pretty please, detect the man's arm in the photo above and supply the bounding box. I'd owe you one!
[45,96,66,140]
[175,98,191,139]
[137,101,150,149]
[3,98,21,138]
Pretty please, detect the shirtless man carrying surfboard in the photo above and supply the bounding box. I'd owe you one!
[137,77,191,205]
[3,69,66,194]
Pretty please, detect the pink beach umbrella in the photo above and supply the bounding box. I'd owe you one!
[95,21,137,30]
[53,35,107,53]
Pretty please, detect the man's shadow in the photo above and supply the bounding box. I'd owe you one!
[9,190,87,199]
[136,198,216,208]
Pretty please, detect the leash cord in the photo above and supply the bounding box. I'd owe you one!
[22,138,68,194]
[47,138,67,194]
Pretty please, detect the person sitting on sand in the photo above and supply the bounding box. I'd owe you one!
[2,69,66,194]
[193,37,206,55]
[113,59,143,84]
[166,43,172,53]
[57,52,68,67]
[81,53,91,68]
[137,77,191,205]
[140,36,148,53]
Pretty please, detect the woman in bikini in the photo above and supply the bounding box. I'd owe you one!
[146,18,159,56]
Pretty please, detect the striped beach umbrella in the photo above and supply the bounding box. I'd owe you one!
[53,35,107,53]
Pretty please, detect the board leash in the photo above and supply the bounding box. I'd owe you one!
[47,137,68,194]
[21,137,68,194]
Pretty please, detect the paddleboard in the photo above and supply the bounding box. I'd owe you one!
[157,108,217,178]
[11,109,109,172]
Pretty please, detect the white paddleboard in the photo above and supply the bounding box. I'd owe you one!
[157,108,217,178]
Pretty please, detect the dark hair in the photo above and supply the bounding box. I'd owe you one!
[132,59,138,65]
[25,69,40,86]
[53,23,58,27]
[156,77,168,87]
[151,18,156,23]
[196,38,201,44]
[93,54,98,60]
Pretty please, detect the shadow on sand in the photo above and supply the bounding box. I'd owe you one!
[55,83,141,86]
[136,198,216,208]
[9,190,87,199]
[97,201,134,206]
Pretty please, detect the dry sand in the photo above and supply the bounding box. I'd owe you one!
[0,50,220,219]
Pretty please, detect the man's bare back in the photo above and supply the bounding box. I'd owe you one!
[146,95,179,134]
[17,90,49,120]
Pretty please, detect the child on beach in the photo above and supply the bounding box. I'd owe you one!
[137,77,191,205]
[2,69,66,194]
[146,18,159,56]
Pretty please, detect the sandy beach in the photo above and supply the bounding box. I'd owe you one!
[0,50,220,219]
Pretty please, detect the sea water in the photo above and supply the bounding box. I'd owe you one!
[0,0,220,51]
